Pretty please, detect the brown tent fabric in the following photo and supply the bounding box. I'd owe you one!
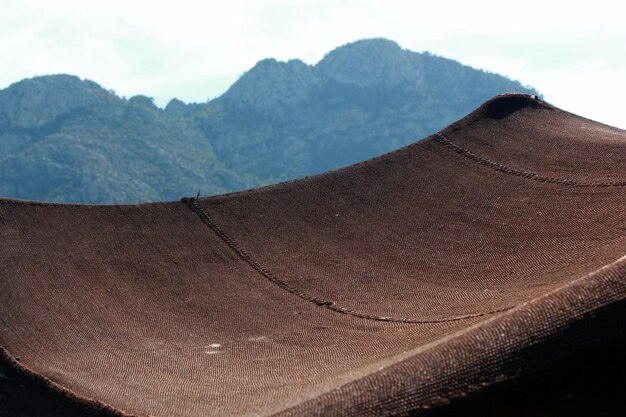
[1,93,625,416]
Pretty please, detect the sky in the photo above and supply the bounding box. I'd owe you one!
[1,0,625,128]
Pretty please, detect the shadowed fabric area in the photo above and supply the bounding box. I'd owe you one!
[1,93,625,416]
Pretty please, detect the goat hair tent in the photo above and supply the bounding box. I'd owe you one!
[1,94,625,416]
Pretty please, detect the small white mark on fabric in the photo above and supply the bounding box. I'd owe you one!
[248,336,271,342]
[205,343,222,354]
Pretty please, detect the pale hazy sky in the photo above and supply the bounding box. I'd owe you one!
[1,0,625,128]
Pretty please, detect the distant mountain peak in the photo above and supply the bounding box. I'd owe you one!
[128,95,157,109]
[222,56,318,111]
[164,98,188,116]
[0,74,117,128]
[221,38,415,110]
[317,38,415,88]
[336,37,402,51]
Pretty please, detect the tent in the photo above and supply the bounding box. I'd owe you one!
[1,94,625,416]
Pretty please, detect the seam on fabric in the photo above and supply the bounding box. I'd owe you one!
[181,197,511,324]
[433,132,626,187]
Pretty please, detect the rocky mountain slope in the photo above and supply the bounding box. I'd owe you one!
[192,39,537,182]
[0,76,247,203]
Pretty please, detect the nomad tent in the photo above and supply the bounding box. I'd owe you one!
[1,94,625,416]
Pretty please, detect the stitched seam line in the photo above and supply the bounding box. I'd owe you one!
[433,132,626,187]
[182,197,510,324]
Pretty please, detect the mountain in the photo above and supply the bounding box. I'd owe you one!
[0,39,538,203]
[0,75,247,203]
[176,39,538,183]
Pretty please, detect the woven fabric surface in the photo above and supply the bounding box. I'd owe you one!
[1,94,625,416]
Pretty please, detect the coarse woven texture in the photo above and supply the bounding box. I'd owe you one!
[1,93,625,416]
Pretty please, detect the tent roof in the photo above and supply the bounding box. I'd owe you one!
[1,94,625,416]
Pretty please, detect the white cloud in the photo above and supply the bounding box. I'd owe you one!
[1,0,624,127]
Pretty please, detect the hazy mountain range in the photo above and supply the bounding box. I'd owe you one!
[0,38,538,203]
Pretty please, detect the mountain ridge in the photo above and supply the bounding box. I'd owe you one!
[0,38,539,203]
